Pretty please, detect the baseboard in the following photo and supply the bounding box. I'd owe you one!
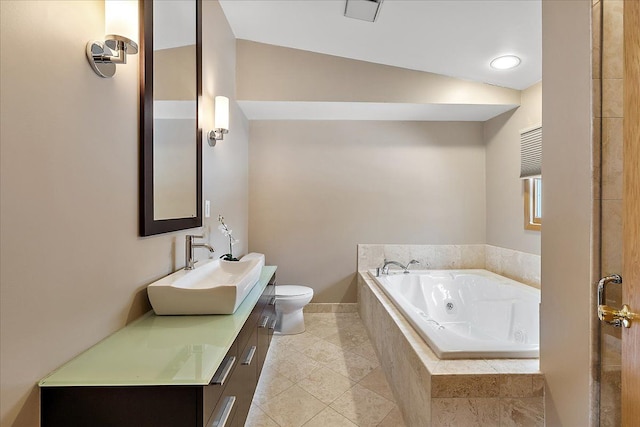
[304,303,358,313]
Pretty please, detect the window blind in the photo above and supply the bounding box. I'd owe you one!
[520,126,542,179]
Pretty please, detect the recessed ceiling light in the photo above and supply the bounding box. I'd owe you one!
[490,55,521,70]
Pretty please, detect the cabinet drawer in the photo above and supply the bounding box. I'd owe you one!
[258,279,275,311]
[204,341,237,423]
[206,395,238,427]
[233,328,258,426]
[237,280,273,351]
[236,311,257,354]
[207,330,257,427]
[257,306,275,378]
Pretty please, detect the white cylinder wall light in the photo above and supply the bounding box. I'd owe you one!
[86,0,139,78]
[105,0,139,47]
[208,96,230,147]
[214,96,230,131]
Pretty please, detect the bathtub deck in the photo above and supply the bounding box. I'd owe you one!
[358,271,545,427]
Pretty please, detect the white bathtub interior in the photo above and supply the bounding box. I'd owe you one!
[370,269,540,359]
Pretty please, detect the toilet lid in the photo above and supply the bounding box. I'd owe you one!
[276,285,313,297]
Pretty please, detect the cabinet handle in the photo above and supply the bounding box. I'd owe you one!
[211,356,236,386]
[211,396,236,427]
[269,296,276,306]
[269,319,277,330]
[259,316,269,328]
[242,345,257,365]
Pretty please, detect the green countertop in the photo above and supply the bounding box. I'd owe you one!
[39,266,277,387]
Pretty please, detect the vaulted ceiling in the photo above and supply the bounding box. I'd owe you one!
[219,0,541,91]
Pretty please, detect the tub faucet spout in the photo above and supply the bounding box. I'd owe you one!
[405,259,420,273]
[381,259,419,275]
[185,235,215,270]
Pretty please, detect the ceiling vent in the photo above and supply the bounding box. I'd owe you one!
[344,0,383,22]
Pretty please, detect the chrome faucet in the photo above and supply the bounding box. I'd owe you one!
[185,235,215,270]
[379,259,420,275]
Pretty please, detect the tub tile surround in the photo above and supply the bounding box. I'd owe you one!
[358,244,540,288]
[358,244,485,272]
[358,272,544,426]
[484,246,541,289]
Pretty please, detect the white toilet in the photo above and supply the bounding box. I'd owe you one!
[274,285,314,335]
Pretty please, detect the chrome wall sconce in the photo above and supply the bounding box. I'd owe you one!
[86,0,139,78]
[208,96,230,147]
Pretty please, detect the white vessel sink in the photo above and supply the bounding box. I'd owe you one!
[147,253,265,315]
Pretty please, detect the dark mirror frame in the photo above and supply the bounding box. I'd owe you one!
[140,0,203,236]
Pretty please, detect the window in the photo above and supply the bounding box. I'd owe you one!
[520,125,542,231]
[524,178,542,231]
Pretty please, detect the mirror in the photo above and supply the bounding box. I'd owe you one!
[140,0,202,236]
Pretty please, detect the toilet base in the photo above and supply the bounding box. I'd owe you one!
[275,309,306,335]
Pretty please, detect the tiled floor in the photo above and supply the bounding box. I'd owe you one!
[245,312,407,427]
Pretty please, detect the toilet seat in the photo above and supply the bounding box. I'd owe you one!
[276,285,313,299]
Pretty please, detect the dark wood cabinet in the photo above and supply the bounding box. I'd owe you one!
[41,386,205,426]
[202,273,276,427]
[41,274,277,427]
[257,288,276,379]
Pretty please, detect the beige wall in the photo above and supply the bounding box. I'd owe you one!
[541,1,595,426]
[154,45,197,100]
[0,1,248,426]
[485,82,542,255]
[237,40,520,106]
[248,121,486,302]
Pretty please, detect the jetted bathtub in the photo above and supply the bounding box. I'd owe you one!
[369,269,540,359]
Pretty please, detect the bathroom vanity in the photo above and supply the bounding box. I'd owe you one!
[39,267,276,427]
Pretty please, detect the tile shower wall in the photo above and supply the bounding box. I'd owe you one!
[596,0,624,425]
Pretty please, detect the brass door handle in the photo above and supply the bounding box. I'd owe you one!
[598,304,638,328]
[597,274,638,328]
